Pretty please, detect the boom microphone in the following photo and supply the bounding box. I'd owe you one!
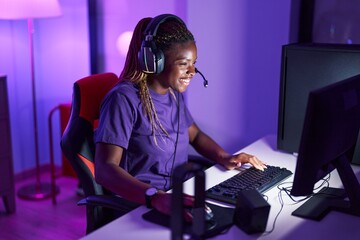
[195,68,209,88]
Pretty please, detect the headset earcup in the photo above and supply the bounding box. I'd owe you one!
[138,41,151,72]
[138,39,164,74]
[154,47,165,74]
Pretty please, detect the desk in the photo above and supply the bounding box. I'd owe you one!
[81,135,360,240]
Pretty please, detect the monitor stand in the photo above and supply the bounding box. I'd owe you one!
[293,153,360,221]
[291,187,348,221]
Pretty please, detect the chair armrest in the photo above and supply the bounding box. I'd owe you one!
[78,195,140,212]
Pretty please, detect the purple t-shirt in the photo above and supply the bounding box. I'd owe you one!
[94,81,194,190]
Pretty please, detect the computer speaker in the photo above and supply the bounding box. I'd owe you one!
[233,189,270,234]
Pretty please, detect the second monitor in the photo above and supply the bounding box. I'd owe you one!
[277,43,360,155]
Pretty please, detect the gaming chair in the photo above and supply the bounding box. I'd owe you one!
[60,72,140,234]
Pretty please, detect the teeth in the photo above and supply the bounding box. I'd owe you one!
[180,79,190,83]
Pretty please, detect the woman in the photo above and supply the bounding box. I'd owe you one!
[94,14,266,220]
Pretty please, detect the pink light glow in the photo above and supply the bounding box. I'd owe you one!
[116,31,133,56]
[0,0,62,20]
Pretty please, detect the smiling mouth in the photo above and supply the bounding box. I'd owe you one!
[179,78,191,85]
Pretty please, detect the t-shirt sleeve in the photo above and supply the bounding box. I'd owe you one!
[94,91,134,149]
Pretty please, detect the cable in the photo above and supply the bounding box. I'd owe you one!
[259,174,333,237]
[167,91,181,189]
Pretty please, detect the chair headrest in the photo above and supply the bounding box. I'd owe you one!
[76,72,119,123]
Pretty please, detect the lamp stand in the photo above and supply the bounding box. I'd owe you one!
[17,19,59,201]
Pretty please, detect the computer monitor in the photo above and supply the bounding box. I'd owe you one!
[290,73,360,220]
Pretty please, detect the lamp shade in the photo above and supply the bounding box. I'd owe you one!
[0,0,62,19]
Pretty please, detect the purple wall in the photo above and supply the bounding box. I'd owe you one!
[186,0,291,154]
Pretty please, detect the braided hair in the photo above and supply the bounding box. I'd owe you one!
[119,16,195,145]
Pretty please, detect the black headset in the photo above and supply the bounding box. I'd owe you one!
[138,14,185,74]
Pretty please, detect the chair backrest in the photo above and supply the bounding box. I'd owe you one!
[61,72,119,197]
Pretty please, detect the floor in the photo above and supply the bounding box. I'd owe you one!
[0,174,86,240]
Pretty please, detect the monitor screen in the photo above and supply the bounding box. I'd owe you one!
[290,73,360,220]
[277,43,360,154]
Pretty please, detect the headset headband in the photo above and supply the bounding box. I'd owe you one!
[144,14,185,39]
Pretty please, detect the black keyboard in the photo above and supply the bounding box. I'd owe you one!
[206,165,293,205]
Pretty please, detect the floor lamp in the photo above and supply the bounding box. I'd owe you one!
[0,0,62,200]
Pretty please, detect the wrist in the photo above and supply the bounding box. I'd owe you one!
[145,187,158,208]
[217,153,231,165]
[150,191,163,209]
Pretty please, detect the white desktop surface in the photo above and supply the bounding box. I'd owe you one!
[81,135,360,240]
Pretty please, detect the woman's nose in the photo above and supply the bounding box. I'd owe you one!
[188,65,196,76]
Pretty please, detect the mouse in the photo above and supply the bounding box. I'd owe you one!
[205,205,215,221]
[185,205,214,221]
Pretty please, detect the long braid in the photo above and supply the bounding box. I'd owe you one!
[119,16,194,146]
[138,78,169,146]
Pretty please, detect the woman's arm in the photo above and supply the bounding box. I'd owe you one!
[94,143,193,219]
[94,142,152,204]
[188,123,266,170]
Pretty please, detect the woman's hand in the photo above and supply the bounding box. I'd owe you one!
[151,192,194,222]
[219,152,267,171]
